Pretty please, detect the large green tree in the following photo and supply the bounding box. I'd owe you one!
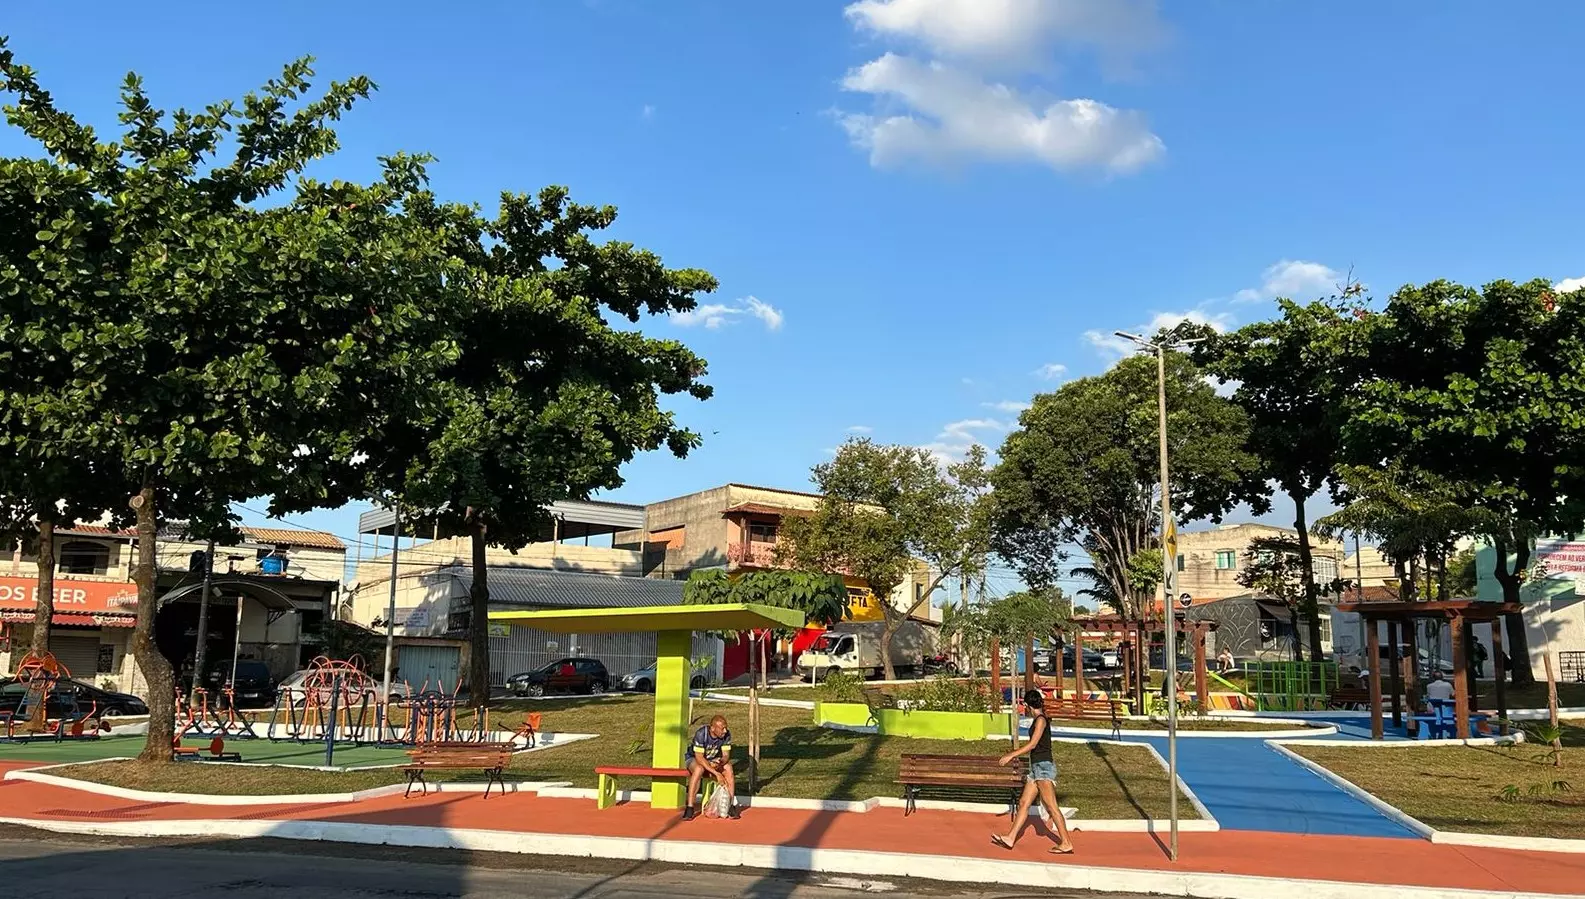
[777,440,990,680]
[364,187,716,701]
[1194,297,1360,661]
[1342,279,1585,685]
[683,569,849,685]
[992,352,1263,624]
[0,45,467,758]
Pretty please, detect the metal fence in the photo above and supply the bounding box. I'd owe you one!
[487,625,721,687]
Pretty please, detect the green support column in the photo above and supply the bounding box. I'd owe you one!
[651,629,692,809]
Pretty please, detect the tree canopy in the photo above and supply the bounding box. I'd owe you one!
[992,352,1262,621]
[777,439,989,679]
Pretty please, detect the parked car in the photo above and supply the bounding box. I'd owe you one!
[620,661,709,693]
[1099,648,1122,669]
[1060,646,1104,672]
[507,658,609,697]
[202,659,277,707]
[0,677,148,718]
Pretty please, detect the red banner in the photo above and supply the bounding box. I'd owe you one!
[0,576,140,616]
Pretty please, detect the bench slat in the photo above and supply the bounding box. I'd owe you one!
[594,766,690,778]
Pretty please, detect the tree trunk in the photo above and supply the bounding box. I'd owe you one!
[1023,637,1036,695]
[1293,496,1323,663]
[23,517,57,732]
[989,637,1001,713]
[467,516,492,703]
[131,485,175,762]
[1490,533,1536,686]
[878,613,898,682]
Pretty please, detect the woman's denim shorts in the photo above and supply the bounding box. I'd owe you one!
[1028,760,1057,783]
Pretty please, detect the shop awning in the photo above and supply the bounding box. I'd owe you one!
[0,609,135,627]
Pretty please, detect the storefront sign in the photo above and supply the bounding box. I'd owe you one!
[0,576,140,615]
[488,623,511,637]
[398,607,430,629]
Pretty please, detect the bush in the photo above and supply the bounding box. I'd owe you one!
[820,670,867,704]
[899,676,992,713]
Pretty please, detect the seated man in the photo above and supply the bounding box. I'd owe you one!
[1424,671,1454,703]
[682,714,739,821]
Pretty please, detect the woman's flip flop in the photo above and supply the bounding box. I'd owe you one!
[991,835,1015,851]
[1050,845,1075,855]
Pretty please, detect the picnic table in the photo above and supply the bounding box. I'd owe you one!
[1411,698,1489,740]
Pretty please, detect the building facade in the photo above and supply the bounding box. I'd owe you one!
[0,524,344,696]
[1175,523,1347,601]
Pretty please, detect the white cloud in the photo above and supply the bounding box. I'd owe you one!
[983,400,1031,413]
[847,425,874,433]
[1234,259,1346,304]
[671,296,785,331]
[837,54,1163,174]
[1555,276,1585,294]
[1033,362,1068,380]
[1085,309,1234,360]
[744,296,784,330]
[921,416,1013,463]
[844,0,1165,70]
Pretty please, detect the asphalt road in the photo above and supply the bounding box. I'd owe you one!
[0,826,1155,899]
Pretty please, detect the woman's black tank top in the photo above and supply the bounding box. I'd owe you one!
[1031,711,1053,762]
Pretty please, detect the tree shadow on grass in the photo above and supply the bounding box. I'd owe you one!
[752,726,862,796]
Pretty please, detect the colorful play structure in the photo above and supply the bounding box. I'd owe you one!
[0,651,105,742]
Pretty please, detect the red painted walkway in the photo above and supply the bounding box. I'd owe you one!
[1,761,1581,896]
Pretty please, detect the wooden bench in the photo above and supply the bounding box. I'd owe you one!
[1327,687,1372,710]
[594,765,721,810]
[859,687,896,727]
[403,745,513,798]
[1047,696,1126,741]
[897,754,1026,816]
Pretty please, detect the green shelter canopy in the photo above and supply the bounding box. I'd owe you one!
[488,602,805,634]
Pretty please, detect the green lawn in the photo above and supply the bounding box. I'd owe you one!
[30,695,1196,818]
[1292,720,1585,839]
[0,735,412,767]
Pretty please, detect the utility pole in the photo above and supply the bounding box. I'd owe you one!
[190,539,216,704]
[1115,329,1202,863]
[381,506,403,704]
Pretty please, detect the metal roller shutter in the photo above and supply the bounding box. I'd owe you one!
[46,634,101,681]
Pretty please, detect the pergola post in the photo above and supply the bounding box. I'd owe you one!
[1403,620,1421,736]
[1451,617,1470,740]
[1072,628,1085,700]
[1053,634,1065,697]
[1193,623,1208,709]
[1366,618,1384,740]
[1387,619,1403,729]
[1464,618,1481,720]
[652,629,692,809]
[1491,617,1508,735]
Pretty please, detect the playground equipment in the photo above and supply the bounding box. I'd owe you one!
[1247,660,1340,711]
[177,685,259,740]
[0,651,104,742]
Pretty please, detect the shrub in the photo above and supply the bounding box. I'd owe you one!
[820,670,867,704]
[899,676,992,713]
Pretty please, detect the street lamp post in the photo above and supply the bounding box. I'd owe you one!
[1115,329,1202,862]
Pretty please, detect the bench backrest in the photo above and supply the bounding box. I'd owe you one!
[899,753,1025,785]
[408,748,511,766]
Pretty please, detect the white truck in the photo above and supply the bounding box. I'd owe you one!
[797,620,934,681]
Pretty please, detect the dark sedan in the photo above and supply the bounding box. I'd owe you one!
[506,658,609,697]
[0,677,149,718]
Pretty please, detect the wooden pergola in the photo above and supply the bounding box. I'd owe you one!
[1055,616,1216,711]
[1335,599,1519,741]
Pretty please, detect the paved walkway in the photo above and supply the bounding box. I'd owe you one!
[1,760,1580,897]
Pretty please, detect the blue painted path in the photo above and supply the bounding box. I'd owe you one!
[1133,734,1418,838]
[1037,714,1422,838]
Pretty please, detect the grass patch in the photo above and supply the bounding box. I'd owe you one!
[1291,720,1585,839]
[35,695,1195,818]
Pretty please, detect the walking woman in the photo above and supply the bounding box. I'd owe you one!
[992,689,1075,855]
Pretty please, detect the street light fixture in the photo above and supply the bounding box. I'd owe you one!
[1113,329,1203,863]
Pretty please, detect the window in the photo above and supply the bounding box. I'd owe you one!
[58,541,112,576]
[1214,550,1237,570]
[1175,554,1186,572]
[748,521,778,543]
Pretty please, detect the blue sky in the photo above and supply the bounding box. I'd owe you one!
[5,1,1585,564]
